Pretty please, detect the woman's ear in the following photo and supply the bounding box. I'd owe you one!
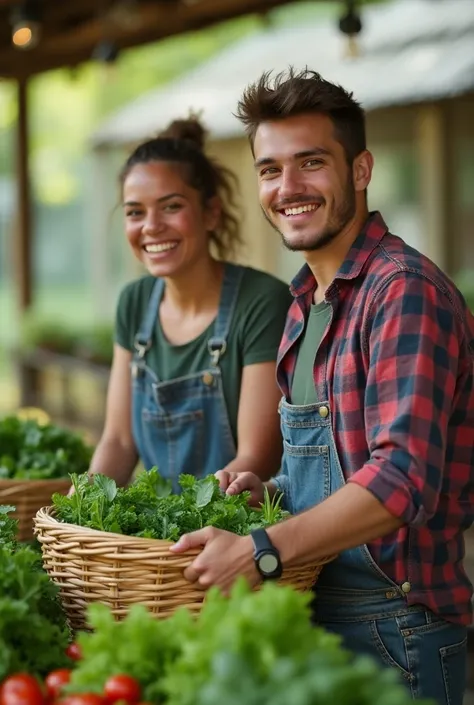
[203,196,221,232]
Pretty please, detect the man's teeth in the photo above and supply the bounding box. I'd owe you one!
[144,242,178,253]
[284,204,318,216]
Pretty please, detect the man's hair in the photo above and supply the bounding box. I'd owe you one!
[236,67,366,164]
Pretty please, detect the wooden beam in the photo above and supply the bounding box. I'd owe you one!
[15,76,33,310]
[0,0,289,79]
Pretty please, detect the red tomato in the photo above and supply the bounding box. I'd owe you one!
[44,671,71,701]
[64,644,82,662]
[104,676,141,705]
[0,674,44,705]
[57,695,103,705]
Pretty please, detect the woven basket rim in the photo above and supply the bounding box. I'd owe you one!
[35,507,338,570]
[35,505,179,548]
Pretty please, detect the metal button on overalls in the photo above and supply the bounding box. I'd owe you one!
[202,372,214,386]
[319,405,329,418]
[401,581,411,594]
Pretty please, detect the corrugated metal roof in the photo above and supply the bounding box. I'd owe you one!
[91,0,474,147]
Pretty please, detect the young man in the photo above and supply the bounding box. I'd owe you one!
[171,69,474,703]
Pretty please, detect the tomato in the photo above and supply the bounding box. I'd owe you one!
[44,671,71,701]
[57,696,104,705]
[103,676,141,705]
[64,643,82,662]
[0,674,44,705]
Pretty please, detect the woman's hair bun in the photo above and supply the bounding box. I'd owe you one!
[159,113,207,151]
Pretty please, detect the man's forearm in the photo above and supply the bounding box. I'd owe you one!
[267,482,403,567]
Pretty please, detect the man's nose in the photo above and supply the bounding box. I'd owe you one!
[278,167,306,200]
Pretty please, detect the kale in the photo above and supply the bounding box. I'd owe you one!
[69,580,434,705]
[52,469,288,540]
[0,508,70,679]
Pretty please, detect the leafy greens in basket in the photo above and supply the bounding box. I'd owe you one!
[0,506,70,679]
[0,416,93,480]
[52,470,288,540]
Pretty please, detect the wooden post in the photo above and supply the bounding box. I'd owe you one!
[15,76,33,310]
[415,103,453,274]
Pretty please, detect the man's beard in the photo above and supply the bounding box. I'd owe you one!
[262,174,356,252]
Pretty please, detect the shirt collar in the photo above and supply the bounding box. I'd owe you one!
[289,211,389,299]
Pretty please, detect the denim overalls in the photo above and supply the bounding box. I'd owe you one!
[276,396,467,705]
[130,263,243,492]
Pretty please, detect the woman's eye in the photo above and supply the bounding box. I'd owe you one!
[164,202,182,212]
[125,209,142,217]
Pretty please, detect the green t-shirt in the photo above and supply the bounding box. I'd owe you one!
[291,302,331,405]
[115,267,292,444]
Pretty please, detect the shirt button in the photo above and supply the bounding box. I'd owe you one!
[202,372,214,386]
[319,405,329,418]
[401,581,411,594]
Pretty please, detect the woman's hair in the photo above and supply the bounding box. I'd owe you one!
[119,114,242,260]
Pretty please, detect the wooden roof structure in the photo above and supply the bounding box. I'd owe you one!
[3,0,292,310]
[0,0,291,79]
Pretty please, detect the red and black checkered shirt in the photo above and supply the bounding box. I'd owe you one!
[277,211,474,625]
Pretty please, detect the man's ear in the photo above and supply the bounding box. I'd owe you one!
[353,150,374,193]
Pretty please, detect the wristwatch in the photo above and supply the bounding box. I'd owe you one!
[250,528,283,580]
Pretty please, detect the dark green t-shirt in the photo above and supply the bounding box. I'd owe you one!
[115,267,292,444]
[291,301,331,405]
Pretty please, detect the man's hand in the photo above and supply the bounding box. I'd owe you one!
[169,527,260,593]
[215,470,273,507]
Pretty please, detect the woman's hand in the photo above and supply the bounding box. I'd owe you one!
[215,470,276,507]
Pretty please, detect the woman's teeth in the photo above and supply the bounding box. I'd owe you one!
[284,204,318,216]
[144,242,178,253]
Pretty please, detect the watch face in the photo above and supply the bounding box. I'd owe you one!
[259,553,279,575]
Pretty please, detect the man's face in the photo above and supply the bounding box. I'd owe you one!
[254,113,359,252]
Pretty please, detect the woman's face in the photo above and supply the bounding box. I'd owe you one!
[122,161,219,279]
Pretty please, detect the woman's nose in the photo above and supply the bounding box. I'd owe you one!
[142,214,165,236]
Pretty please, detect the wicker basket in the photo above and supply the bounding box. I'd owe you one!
[34,506,335,630]
[0,479,71,541]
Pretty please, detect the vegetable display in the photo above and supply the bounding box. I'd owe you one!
[0,416,93,481]
[52,470,288,541]
[0,581,434,705]
[0,508,71,680]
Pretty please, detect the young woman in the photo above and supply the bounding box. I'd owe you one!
[87,116,292,492]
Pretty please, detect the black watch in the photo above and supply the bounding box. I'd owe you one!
[250,528,283,580]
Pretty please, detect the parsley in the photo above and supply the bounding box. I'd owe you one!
[53,469,288,540]
[0,416,93,480]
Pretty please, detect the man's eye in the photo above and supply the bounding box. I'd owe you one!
[261,167,279,177]
[304,159,324,167]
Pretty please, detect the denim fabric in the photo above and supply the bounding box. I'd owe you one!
[130,264,242,493]
[274,398,467,705]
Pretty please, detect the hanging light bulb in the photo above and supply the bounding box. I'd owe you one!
[92,39,120,83]
[11,1,41,50]
[338,0,363,59]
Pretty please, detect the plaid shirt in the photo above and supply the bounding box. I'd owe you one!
[277,212,474,625]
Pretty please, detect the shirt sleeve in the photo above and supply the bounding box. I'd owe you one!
[114,282,135,352]
[348,271,463,527]
[239,277,292,367]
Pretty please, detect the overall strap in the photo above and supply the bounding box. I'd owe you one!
[208,263,244,366]
[133,278,164,359]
